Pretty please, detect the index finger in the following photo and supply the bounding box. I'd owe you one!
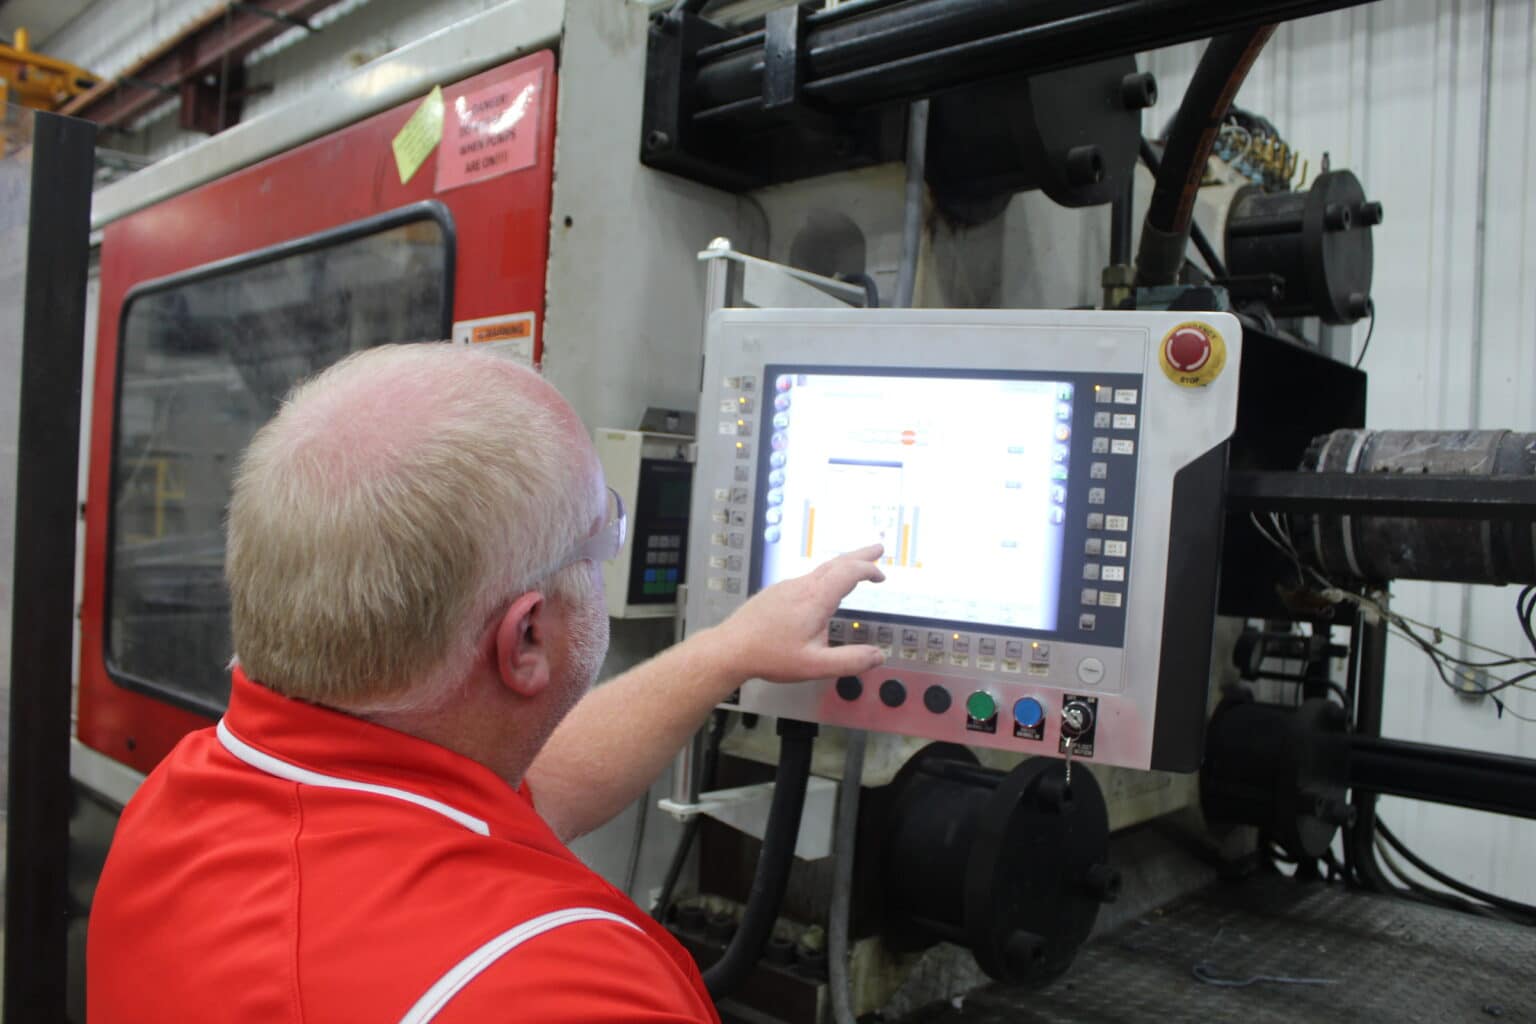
[819,549,887,598]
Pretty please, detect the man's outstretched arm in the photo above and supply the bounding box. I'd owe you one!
[526,545,885,842]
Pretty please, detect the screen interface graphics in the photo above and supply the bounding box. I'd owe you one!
[754,368,1074,634]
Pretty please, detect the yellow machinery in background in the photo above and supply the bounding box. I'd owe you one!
[1,27,99,112]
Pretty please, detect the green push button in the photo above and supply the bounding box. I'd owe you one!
[966,691,997,721]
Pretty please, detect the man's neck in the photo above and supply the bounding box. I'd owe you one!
[361,677,538,789]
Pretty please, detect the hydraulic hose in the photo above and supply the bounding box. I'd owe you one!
[702,718,818,999]
[1135,25,1275,286]
[1137,138,1228,280]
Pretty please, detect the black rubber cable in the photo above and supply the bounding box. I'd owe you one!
[1136,26,1275,286]
[1376,820,1536,923]
[702,718,818,998]
[1137,139,1228,281]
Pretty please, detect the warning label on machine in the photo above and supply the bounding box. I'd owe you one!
[436,69,544,193]
[453,312,537,367]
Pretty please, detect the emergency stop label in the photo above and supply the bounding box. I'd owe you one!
[436,69,544,193]
[453,312,537,367]
[1158,321,1227,387]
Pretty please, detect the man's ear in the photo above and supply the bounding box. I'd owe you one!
[493,591,551,698]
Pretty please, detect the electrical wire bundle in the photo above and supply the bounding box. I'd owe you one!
[1208,105,1301,191]
[1248,511,1536,723]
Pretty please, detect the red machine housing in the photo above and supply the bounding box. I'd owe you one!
[78,51,558,773]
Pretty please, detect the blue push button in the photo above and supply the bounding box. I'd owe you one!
[1013,697,1045,729]
[643,569,657,582]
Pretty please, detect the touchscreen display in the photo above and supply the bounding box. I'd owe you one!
[755,368,1073,632]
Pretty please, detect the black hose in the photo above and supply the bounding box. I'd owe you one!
[702,718,818,998]
[1377,821,1536,923]
[1137,138,1229,281]
[1136,25,1275,286]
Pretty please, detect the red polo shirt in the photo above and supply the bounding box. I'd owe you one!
[87,670,718,1023]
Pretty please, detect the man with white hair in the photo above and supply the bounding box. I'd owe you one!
[87,344,885,1023]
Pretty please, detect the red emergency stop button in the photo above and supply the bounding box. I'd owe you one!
[1165,327,1212,372]
[1158,321,1228,387]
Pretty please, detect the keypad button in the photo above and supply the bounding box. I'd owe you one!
[1086,513,1105,530]
[876,625,895,645]
[1085,538,1103,556]
[728,532,745,548]
[901,628,921,647]
[1030,642,1051,665]
[927,632,947,651]
[829,621,847,641]
[726,555,743,572]
[978,638,998,656]
[1082,588,1099,606]
[1095,387,1112,404]
[724,578,742,594]
[1091,437,1110,454]
[1003,640,1024,660]
[952,635,971,654]
[1079,613,1097,631]
[835,676,863,701]
[1093,411,1112,429]
[1088,488,1106,505]
[1090,462,1108,479]
[879,679,907,708]
[1077,658,1105,684]
[1083,564,1100,581]
[923,686,952,714]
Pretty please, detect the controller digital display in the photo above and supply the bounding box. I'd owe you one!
[754,368,1074,634]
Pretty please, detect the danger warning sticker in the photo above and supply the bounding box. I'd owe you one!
[453,312,537,367]
[436,69,544,193]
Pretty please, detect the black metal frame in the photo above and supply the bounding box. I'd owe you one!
[1231,478,1536,888]
[101,200,457,719]
[641,0,1378,193]
[5,110,97,1024]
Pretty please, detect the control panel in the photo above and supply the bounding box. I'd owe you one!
[594,429,693,619]
[684,309,1241,772]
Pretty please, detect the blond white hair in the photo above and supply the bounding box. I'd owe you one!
[226,343,595,711]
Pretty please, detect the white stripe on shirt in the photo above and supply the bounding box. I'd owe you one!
[398,908,642,1024]
[215,718,491,836]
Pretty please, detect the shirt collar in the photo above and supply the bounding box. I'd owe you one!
[221,667,564,849]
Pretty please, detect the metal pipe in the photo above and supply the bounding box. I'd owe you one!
[3,110,96,1024]
[893,99,929,309]
[1109,178,1134,266]
[1349,737,1536,822]
[688,0,1371,117]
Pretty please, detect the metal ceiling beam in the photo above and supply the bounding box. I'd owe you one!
[59,0,343,130]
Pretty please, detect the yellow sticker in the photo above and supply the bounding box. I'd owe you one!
[391,85,445,185]
[1159,321,1227,387]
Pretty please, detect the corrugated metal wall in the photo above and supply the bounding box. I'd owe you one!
[1145,0,1536,903]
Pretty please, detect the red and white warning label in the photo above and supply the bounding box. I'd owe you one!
[436,68,544,193]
